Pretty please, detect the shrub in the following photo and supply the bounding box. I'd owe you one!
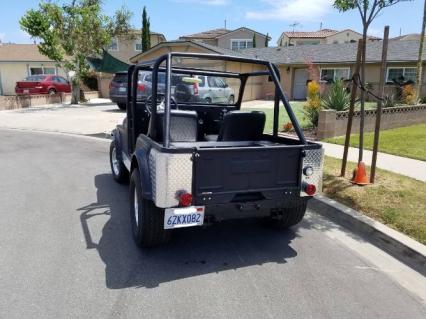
[402,84,416,105]
[382,94,397,108]
[321,80,350,111]
[282,121,293,132]
[303,81,321,128]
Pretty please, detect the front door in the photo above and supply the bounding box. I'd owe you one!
[293,69,308,100]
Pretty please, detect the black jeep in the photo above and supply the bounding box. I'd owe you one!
[110,52,323,248]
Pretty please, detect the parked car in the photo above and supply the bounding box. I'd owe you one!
[15,75,71,95]
[109,71,167,110]
[110,71,233,110]
[109,53,323,248]
[197,75,235,104]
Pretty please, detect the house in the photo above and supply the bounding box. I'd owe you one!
[277,29,380,46]
[244,40,426,99]
[0,43,67,95]
[106,30,166,63]
[130,39,426,101]
[179,27,271,50]
[390,33,426,41]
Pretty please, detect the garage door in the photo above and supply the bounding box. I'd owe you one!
[293,69,308,100]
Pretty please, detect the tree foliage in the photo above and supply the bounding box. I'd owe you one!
[142,6,151,52]
[252,33,256,48]
[333,1,410,27]
[20,0,132,103]
[265,33,269,47]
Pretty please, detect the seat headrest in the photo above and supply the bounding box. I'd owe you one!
[218,111,265,141]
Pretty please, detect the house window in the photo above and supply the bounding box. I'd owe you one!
[386,67,416,82]
[30,66,56,75]
[135,41,142,51]
[108,37,118,51]
[320,68,351,82]
[231,39,253,51]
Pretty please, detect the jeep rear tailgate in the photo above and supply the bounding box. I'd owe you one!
[193,146,302,204]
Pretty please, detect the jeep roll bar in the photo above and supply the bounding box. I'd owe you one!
[129,52,307,150]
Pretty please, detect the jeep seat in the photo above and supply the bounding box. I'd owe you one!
[154,110,198,142]
[217,111,266,141]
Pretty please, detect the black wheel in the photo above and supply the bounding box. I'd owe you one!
[48,88,57,95]
[205,97,212,104]
[117,103,126,110]
[130,169,171,248]
[228,95,235,104]
[269,200,307,230]
[109,142,128,183]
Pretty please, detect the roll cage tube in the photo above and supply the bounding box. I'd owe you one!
[130,52,307,147]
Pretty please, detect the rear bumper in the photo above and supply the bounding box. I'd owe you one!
[203,197,309,222]
[15,88,47,95]
[110,95,127,104]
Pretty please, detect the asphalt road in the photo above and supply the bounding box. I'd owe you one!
[0,129,425,319]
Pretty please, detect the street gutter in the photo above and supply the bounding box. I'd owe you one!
[310,195,426,276]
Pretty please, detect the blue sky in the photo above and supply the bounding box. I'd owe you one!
[0,0,420,45]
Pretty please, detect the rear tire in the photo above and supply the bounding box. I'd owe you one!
[130,169,171,248]
[48,88,57,95]
[109,142,128,183]
[117,103,126,110]
[205,97,212,104]
[269,200,307,230]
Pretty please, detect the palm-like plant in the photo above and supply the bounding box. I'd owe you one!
[322,80,350,111]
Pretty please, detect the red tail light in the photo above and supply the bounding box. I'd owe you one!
[179,193,193,207]
[137,84,145,91]
[193,83,198,95]
[304,183,316,196]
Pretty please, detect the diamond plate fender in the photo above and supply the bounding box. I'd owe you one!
[149,149,193,208]
[300,148,324,197]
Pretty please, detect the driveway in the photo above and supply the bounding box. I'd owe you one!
[0,99,125,136]
[0,129,425,319]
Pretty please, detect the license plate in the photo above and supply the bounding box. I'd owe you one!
[23,89,29,94]
[164,206,205,229]
[118,87,126,92]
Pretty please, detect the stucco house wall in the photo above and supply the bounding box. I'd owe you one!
[218,29,267,49]
[107,33,166,63]
[326,30,363,44]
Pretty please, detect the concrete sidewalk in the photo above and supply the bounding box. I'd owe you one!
[321,142,426,182]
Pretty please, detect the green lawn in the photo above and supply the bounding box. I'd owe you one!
[246,101,309,133]
[324,124,426,161]
[323,156,426,244]
[246,101,378,133]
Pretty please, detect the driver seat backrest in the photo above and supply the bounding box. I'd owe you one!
[154,110,198,142]
[217,111,266,141]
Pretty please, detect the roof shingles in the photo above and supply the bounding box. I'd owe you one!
[241,40,426,65]
[0,44,54,62]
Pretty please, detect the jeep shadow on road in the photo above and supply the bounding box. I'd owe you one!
[78,173,299,289]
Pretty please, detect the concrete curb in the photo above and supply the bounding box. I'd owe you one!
[0,127,112,141]
[309,195,426,275]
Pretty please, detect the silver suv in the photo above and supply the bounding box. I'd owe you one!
[197,76,235,104]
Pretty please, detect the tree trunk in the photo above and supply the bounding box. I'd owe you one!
[358,26,367,163]
[415,0,426,101]
[71,81,80,104]
[71,58,80,104]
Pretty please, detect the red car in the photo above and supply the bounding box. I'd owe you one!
[15,75,71,95]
